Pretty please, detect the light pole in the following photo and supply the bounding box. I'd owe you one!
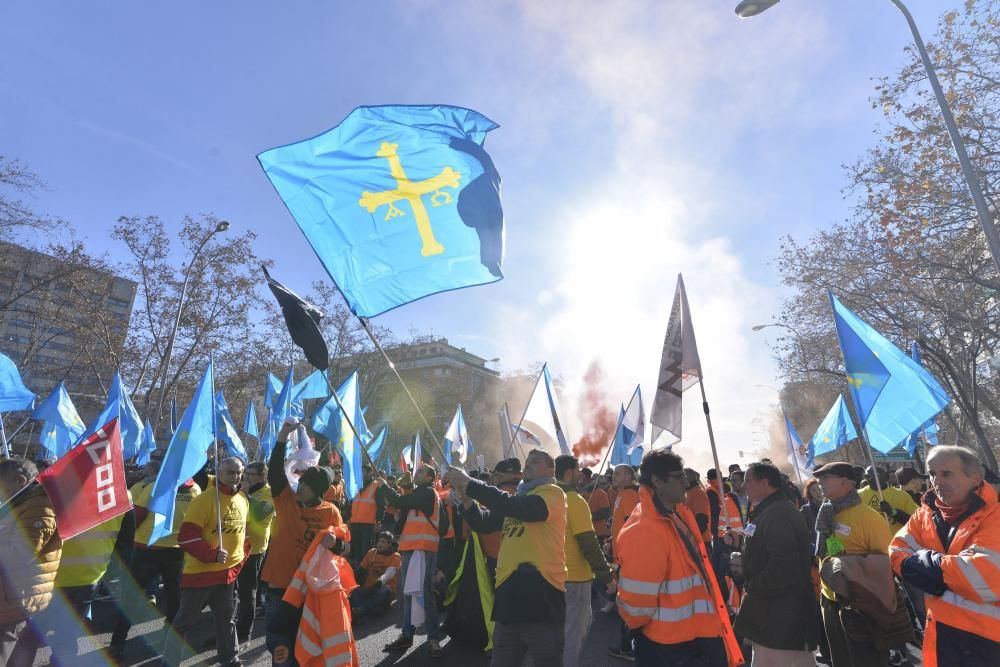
[735,0,1000,277]
[150,220,230,435]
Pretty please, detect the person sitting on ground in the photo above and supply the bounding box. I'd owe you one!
[350,531,401,620]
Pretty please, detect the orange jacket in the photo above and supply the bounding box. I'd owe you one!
[612,486,640,550]
[282,526,358,667]
[890,484,1000,667]
[616,486,743,666]
[684,484,713,543]
[588,488,612,538]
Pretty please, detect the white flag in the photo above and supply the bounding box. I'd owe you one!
[623,385,646,454]
[444,404,470,465]
[498,403,514,459]
[785,414,813,485]
[650,274,702,448]
[519,363,572,458]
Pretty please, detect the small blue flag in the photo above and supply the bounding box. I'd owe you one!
[293,370,329,401]
[215,390,247,462]
[367,426,388,463]
[810,395,860,457]
[136,422,156,466]
[831,294,951,453]
[312,372,366,498]
[148,361,216,545]
[785,414,813,477]
[905,341,941,455]
[611,406,643,466]
[243,401,259,440]
[444,404,471,465]
[258,105,504,317]
[0,353,36,412]
[32,382,86,459]
[261,367,294,459]
[264,372,282,409]
[80,371,144,460]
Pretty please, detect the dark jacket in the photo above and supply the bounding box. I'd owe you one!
[734,491,820,652]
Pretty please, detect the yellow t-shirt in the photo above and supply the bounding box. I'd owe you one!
[56,491,130,588]
[561,485,596,582]
[246,484,274,555]
[180,488,249,575]
[859,485,918,533]
[820,502,891,600]
[133,479,202,548]
[496,483,568,592]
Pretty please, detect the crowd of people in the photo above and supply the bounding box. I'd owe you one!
[1,415,1000,667]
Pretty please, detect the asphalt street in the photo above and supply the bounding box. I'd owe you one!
[32,592,922,666]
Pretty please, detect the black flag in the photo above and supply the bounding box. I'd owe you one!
[262,266,329,371]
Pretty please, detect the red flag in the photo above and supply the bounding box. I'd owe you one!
[38,417,132,540]
[399,451,409,474]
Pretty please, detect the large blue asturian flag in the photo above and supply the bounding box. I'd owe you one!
[785,415,813,480]
[148,361,216,545]
[258,105,504,317]
[810,395,859,457]
[80,371,144,460]
[831,294,951,453]
[0,352,36,411]
[33,382,86,459]
[243,401,259,440]
[444,404,471,465]
[214,390,247,462]
[135,422,156,466]
[905,341,941,455]
[611,406,644,466]
[312,371,366,499]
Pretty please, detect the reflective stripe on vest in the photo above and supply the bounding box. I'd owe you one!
[618,598,716,623]
[399,491,440,552]
[350,484,378,525]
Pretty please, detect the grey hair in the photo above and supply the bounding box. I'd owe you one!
[0,457,39,484]
[927,446,985,477]
[218,457,245,471]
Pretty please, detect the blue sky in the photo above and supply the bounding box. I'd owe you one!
[0,0,960,466]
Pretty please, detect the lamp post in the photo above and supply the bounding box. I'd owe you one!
[150,220,230,435]
[735,0,1000,277]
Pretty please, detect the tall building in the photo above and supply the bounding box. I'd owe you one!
[0,240,137,425]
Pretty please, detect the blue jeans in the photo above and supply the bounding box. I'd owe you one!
[396,549,444,640]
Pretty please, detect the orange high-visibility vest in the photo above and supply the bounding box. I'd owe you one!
[350,482,378,525]
[282,526,358,667]
[617,487,744,667]
[724,576,743,612]
[718,496,743,537]
[399,487,440,552]
[439,489,456,540]
[890,484,1000,667]
[684,485,713,543]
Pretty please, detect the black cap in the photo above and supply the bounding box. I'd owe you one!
[299,466,333,497]
[494,458,521,474]
[896,467,927,486]
[813,462,859,480]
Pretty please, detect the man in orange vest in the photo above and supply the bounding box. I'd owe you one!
[350,530,401,619]
[684,468,714,546]
[610,464,640,555]
[616,449,743,667]
[349,464,381,564]
[891,445,1000,667]
[381,464,446,658]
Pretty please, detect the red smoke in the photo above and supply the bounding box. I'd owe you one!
[572,360,618,467]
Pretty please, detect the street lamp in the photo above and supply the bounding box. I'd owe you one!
[751,322,797,334]
[735,0,1000,277]
[150,220,230,435]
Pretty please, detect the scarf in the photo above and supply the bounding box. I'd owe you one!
[516,476,555,496]
[936,498,972,526]
[815,489,861,557]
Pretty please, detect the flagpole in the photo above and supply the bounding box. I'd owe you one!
[507,365,547,462]
[0,414,9,458]
[780,407,805,491]
[842,390,887,503]
[3,416,32,447]
[356,317,450,464]
[698,378,733,536]
[210,359,223,542]
[21,421,35,458]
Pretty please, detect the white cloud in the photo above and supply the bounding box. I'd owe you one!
[483,0,833,468]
